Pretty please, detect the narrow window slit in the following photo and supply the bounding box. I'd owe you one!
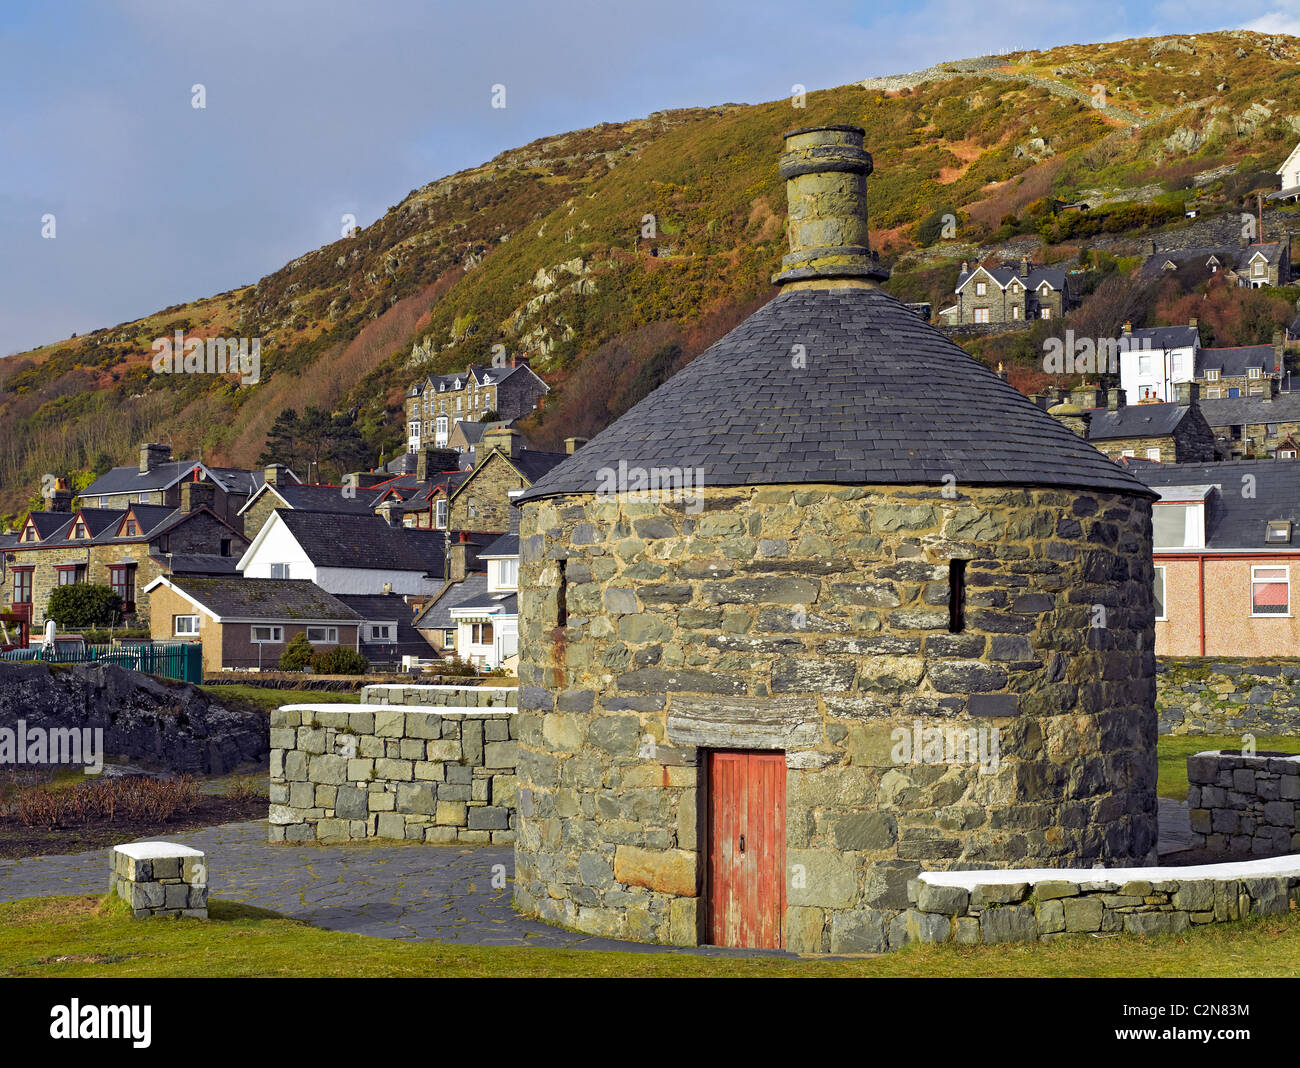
[948,559,967,633]
[556,558,568,627]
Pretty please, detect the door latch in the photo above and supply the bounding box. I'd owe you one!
[738,834,745,854]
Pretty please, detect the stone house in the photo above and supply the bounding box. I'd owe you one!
[1131,460,1300,656]
[76,443,284,533]
[510,125,1159,953]
[1053,384,1218,464]
[145,575,362,673]
[1195,340,1283,399]
[445,427,569,534]
[939,257,1072,327]
[1117,322,1200,404]
[1198,390,1300,459]
[405,360,549,452]
[1139,242,1292,289]
[4,482,248,628]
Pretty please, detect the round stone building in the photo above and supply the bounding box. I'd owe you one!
[511,125,1159,953]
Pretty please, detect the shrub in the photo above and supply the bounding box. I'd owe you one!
[46,584,123,628]
[279,632,314,671]
[308,645,369,675]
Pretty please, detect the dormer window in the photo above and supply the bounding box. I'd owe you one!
[19,523,38,544]
[1206,369,1219,381]
[71,520,89,539]
[1265,520,1293,544]
[1248,367,1261,379]
[124,519,138,536]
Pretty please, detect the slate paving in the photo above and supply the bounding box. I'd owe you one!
[0,803,1202,954]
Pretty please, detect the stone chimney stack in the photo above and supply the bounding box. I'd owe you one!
[139,443,172,474]
[478,426,522,467]
[564,436,588,456]
[773,125,889,288]
[1122,321,1132,336]
[1019,254,1029,276]
[1107,388,1125,411]
[445,531,476,582]
[1189,318,1198,330]
[416,446,459,482]
[1048,400,1091,439]
[43,477,73,512]
[263,463,288,487]
[377,500,405,528]
[1175,381,1200,407]
[1274,328,1284,370]
[1071,385,1100,410]
[180,480,216,513]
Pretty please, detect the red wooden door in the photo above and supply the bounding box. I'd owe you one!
[706,749,786,949]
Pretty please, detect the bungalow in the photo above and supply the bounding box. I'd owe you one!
[237,510,446,598]
[1130,460,1300,656]
[333,592,434,666]
[143,575,361,673]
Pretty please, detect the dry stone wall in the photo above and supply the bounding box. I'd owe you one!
[1158,659,1300,736]
[514,482,1158,951]
[1187,749,1300,855]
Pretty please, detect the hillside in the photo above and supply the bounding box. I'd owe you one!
[7,28,1300,518]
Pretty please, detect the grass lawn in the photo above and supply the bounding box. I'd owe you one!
[1,894,1297,978]
[201,685,361,715]
[1157,734,1300,802]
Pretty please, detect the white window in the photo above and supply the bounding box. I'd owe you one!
[1012,305,1021,320]
[1153,566,1166,621]
[1248,367,1261,379]
[305,626,338,644]
[443,629,456,647]
[368,624,392,641]
[1251,566,1289,616]
[1206,368,1220,381]
[1280,448,1298,459]
[1205,388,1221,399]
[435,499,448,529]
[975,281,987,296]
[270,563,291,578]
[1146,447,1161,461]
[1040,307,1051,319]
[1170,354,1182,376]
[495,557,519,590]
[1121,449,1135,458]
[1254,261,1266,276]
[1138,354,1151,375]
[251,625,284,643]
[470,622,494,645]
[174,615,200,636]
[974,308,989,324]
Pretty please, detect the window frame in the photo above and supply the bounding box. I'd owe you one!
[1153,565,1167,622]
[305,626,338,644]
[250,624,285,644]
[1250,565,1290,618]
[174,614,200,636]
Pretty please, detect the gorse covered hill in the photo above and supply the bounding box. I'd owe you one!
[6,29,1300,515]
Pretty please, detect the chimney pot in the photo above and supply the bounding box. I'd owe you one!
[772,125,888,287]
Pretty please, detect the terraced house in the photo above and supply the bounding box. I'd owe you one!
[405,359,549,451]
[3,480,249,628]
[939,257,1072,327]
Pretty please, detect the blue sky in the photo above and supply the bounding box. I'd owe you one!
[1,0,1296,355]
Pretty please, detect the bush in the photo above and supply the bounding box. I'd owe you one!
[279,632,314,671]
[308,645,369,675]
[46,584,123,628]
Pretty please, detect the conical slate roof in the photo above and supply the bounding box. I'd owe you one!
[517,286,1155,503]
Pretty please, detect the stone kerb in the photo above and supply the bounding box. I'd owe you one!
[1187,750,1300,856]
[269,702,519,844]
[903,854,1300,945]
[110,842,207,918]
[360,684,518,708]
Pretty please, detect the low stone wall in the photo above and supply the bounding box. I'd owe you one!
[269,702,518,844]
[903,856,1300,945]
[361,684,517,707]
[1188,750,1300,856]
[1158,658,1300,736]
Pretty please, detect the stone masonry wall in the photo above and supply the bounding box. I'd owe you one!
[1187,750,1300,856]
[361,684,517,707]
[269,703,518,844]
[514,482,1158,952]
[904,860,1300,945]
[1158,658,1300,735]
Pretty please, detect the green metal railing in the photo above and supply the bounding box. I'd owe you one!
[0,641,203,684]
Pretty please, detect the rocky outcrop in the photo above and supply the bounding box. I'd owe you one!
[0,661,266,774]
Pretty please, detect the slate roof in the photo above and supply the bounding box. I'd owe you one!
[449,590,518,616]
[159,577,361,621]
[479,532,519,558]
[1195,393,1300,427]
[407,364,534,397]
[413,573,489,631]
[1139,242,1286,280]
[1084,403,1191,442]
[335,593,430,658]
[1125,325,1199,350]
[1130,460,1300,550]
[18,504,239,550]
[160,554,242,575]
[80,461,267,499]
[518,288,1155,503]
[1196,345,1278,378]
[249,483,378,516]
[272,510,445,573]
[955,265,1067,293]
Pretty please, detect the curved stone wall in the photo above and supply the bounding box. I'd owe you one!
[514,483,1158,952]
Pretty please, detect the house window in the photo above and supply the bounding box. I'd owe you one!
[56,565,87,585]
[443,629,456,647]
[270,563,291,578]
[12,568,33,604]
[1205,388,1221,399]
[435,499,447,529]
[975,282,987,296]
[1206,369,1220,381]
[368,624,392,641]
[1248,367,1261,379]
[1255,261,1266,276]
[124,519,138,536]
[1281,448,1298,459]
[1040,308,1051,319]
[471,622,494,644]
[70,520,89,539]
[948,559,967,633]
[1251,566,1289,616]
[174,615,200,636]
[19,524,37,544]
[220,538,232,557]
[305,626,338,644]
[556,558,568,626]
[496,558,519,590]
[1139,354,1152,375]
[468,498,477,519]
[1146,447,1161,461]
[1265,521,1293,544]
[1012,306,1021,320]
[109,565,136,607]
[251,625,284,643]
[1153,566,1166,621]
[974,308,989,324]
[1121,449,1136,458]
